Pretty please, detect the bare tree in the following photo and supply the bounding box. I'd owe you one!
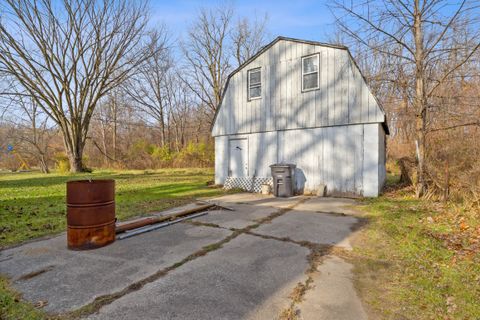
[182,6,234,123]
[231,14,269,66]
[125,31,172,146]
[110,91,120,162]
[182,6,269,124]
[164,71,194,152]
[93,96,115,166]
[5,97,55,173]
[332,0,480,197]
[0,0,156,172]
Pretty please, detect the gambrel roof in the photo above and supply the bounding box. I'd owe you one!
[212,36,389,136]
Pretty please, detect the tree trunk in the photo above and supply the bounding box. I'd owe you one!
[415,112,427,197]
[112,95,118,162]
[100,121,109,167]
[64,135,85,173]
[38,154,50,174]
[414,0,427,198]
[159,111,166,147]
[69,154,84,172]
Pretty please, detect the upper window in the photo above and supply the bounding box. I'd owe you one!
[248,68,261,100]
[302,54,319,91]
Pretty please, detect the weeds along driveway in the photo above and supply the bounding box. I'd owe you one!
[0,193,367,320]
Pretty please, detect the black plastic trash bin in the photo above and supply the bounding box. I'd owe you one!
[270,163,296,197]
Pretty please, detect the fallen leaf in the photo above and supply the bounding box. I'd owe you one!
[446,296,457,314]
[459,222,469,231]
[34,300,48,308]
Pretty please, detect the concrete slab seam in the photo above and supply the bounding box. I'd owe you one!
[66,197,308,319]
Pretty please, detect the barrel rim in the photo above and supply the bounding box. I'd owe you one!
[67,200,115,208]
[67,179,115,185]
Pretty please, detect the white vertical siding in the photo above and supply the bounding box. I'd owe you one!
[278,41,287,129]
[261,64,269,132]
[353,124,364,194]
[239,69,246,133]
[378,125,386,192]
[215,124,370,195]
[336,49,349,124]
[350,59,362,123]
[285,41,293,129]
[291,42,299,128]
[347,60,355,123]
[316,127,325,189]
[301,43,316,129]
[248,131,277,177]
[212,39,385,137]
[314,47,324,127]
[363,123,380,197]
[214,136,228,185]
[273,43,281,130]
[322,127,333,192]
[326,48,336,126]
[267,46,275,131]
[212,38,386,197]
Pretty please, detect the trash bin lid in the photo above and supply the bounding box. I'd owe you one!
[269,163,296,168]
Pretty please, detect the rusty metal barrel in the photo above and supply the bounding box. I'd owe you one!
[66,179,116,250]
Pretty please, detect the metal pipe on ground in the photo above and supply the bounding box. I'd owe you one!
[115,203,215,234]
[117,211,208,240]
[195,200,235,211]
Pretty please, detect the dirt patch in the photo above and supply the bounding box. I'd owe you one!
[349,255,398,318]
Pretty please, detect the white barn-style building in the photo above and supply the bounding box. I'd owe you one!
[212,37,388,197]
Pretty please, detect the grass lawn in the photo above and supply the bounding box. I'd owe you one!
[0,168,226,248]
[0,277,50,320]
[352,172,480,319]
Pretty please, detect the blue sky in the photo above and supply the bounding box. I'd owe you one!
[150,0,335,43]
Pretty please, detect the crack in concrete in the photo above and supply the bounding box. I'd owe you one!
[64,198,308,319]
[182,201,364,320]
[244,212,361,319]
[64,231,242,319]
[279,277,314,320]
[274,227,362,318]
[181,201,362,320]
[181,203,347,320]
[182,220,225,229]
[277,247,331,320]
[243,231,337,320]
[16,265,55,282]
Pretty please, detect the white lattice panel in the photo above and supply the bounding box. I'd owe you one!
[224,177,273,193]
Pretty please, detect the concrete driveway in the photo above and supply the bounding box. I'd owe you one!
[0,194,367,320]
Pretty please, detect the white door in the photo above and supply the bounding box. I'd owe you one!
[229,139,248,177]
